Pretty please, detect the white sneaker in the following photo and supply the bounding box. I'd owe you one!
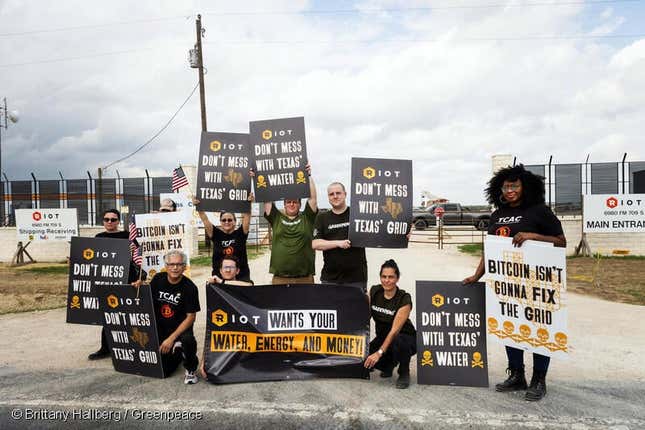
[172,341,183,354]
[184,370,198,385]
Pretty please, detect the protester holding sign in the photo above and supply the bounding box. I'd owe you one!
[364,259,417,389]
[194,197,252,282]
[462,164,566,401]
[88,209,144,361]
[313,182,367,291]
[134,250,201,385]
[208,255,253,286]
[258,163,318,284]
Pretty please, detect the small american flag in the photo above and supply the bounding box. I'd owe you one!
[129,214,143,267]
[172,166,189,192]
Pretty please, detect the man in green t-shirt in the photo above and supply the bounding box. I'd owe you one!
[263,164,318,284]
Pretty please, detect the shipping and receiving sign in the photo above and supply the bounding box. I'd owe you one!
[583,194,645,233]
[98,284,164,378]
[416,281,488,387]
[249,117,309,201]
[196,131,252,213]
[349,157,413,248]
[484,236,569,359]
[16,208,78,241]
[134,212,190,280]
[203,284,370,384]
[66,237,131,325]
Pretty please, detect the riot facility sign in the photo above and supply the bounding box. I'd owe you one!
[66,237,131,325]
[349,157,412,248]
[203,283,370,384]
[484,236,569,359]
[16,208,78,241]
[98,283,164,378]
[583,194,645,233]
[196,131,252,213]
[249,117,309,201]
[416,281,488,387]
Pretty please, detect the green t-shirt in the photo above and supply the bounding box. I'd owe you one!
[265,202,318,277]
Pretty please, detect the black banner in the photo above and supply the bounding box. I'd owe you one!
[349,157,413,248]
[195,131,252,213]
[416,281,488,387]
[66,237,131,325]
[204,284,370,384]
[249,117,309,201]
[98,284,164,378]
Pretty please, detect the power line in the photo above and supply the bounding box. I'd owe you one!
[0,0,641,38]
[102,82,199,170]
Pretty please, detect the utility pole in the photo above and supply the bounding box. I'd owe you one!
[196,14,207,132]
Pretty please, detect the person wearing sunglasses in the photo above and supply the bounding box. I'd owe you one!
[208,255,253,286]
[462,164,566,401]
[194,197,252,283]
[88,209,146,360]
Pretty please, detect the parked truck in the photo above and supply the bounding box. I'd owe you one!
[412,203,491,231]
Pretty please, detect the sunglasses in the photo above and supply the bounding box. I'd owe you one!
[221,218,234,222]
[103,218,119,222]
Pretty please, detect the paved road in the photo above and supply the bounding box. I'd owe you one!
[1,244,644,429]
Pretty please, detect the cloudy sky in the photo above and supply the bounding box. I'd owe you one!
[2,0,644,204]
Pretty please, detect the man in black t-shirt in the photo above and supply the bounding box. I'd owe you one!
[313,182,367,290]
[147,250,201,384]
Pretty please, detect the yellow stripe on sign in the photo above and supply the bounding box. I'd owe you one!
[210,331,365,358]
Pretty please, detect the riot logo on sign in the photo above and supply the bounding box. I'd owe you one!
[262,130,272,140]
[210,140,222,152]
[606,196,618,208]
[83,248,95,260]
[107,294,119,309]
[32,211,42,221]
[432,294,445,308]
[212,309,228,327]
[362,166,376,180]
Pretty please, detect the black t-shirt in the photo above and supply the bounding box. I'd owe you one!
[488,204,563,238]
[150,273,200,340]
[313,208,367,283]
[95,230,141,282]
[210,226,250,281]
[369,284,416,337]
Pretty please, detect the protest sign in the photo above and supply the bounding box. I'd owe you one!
[349,157,412,248]
[196,131,252,213]
[66,237,131,325]
[98,283,164,378]
[416,281,488,387]
[484,236,569,359]
[16,208,78,241]
[583,194,645,233]
[134,212,190,280]
[203,283,370,384]
[249,117,309,201]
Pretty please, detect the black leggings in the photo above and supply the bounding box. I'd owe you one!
[160,332,199,376]
[369,332,417,375]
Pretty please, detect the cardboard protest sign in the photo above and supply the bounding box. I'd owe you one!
[16,208,78,241]
[134,212,190,280]
[196,132,252,213]
[416,281,488,387]
[583,194,645,233]
[484,236,569,359]
[349,157,413,248]
[249,117,309,201]
[66,237,131,325]
[203,284,370,384]
[98,284,164,378]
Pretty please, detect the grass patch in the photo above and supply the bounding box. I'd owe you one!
[0,263,68,314]
[18,265,69,275]
[567,257,645,305]
[458,243,483,256]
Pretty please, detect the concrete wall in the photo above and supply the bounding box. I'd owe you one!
[561,216,645,256]
[0,226,199,263]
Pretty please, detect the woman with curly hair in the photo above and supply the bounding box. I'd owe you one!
[463,164,566,401]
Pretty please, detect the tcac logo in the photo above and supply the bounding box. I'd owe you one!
[606,196,618,208]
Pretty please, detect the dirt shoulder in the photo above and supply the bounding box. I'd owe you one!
[567,256,645,305]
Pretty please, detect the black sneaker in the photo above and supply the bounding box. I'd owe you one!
[525,371,547,401]
[495,367,527,392]
[395,373,410,389]
[88,348,110,360]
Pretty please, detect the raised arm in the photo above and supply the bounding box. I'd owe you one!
[192,197,214,238]
[241,193,253,235]
[306,164,317,212]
